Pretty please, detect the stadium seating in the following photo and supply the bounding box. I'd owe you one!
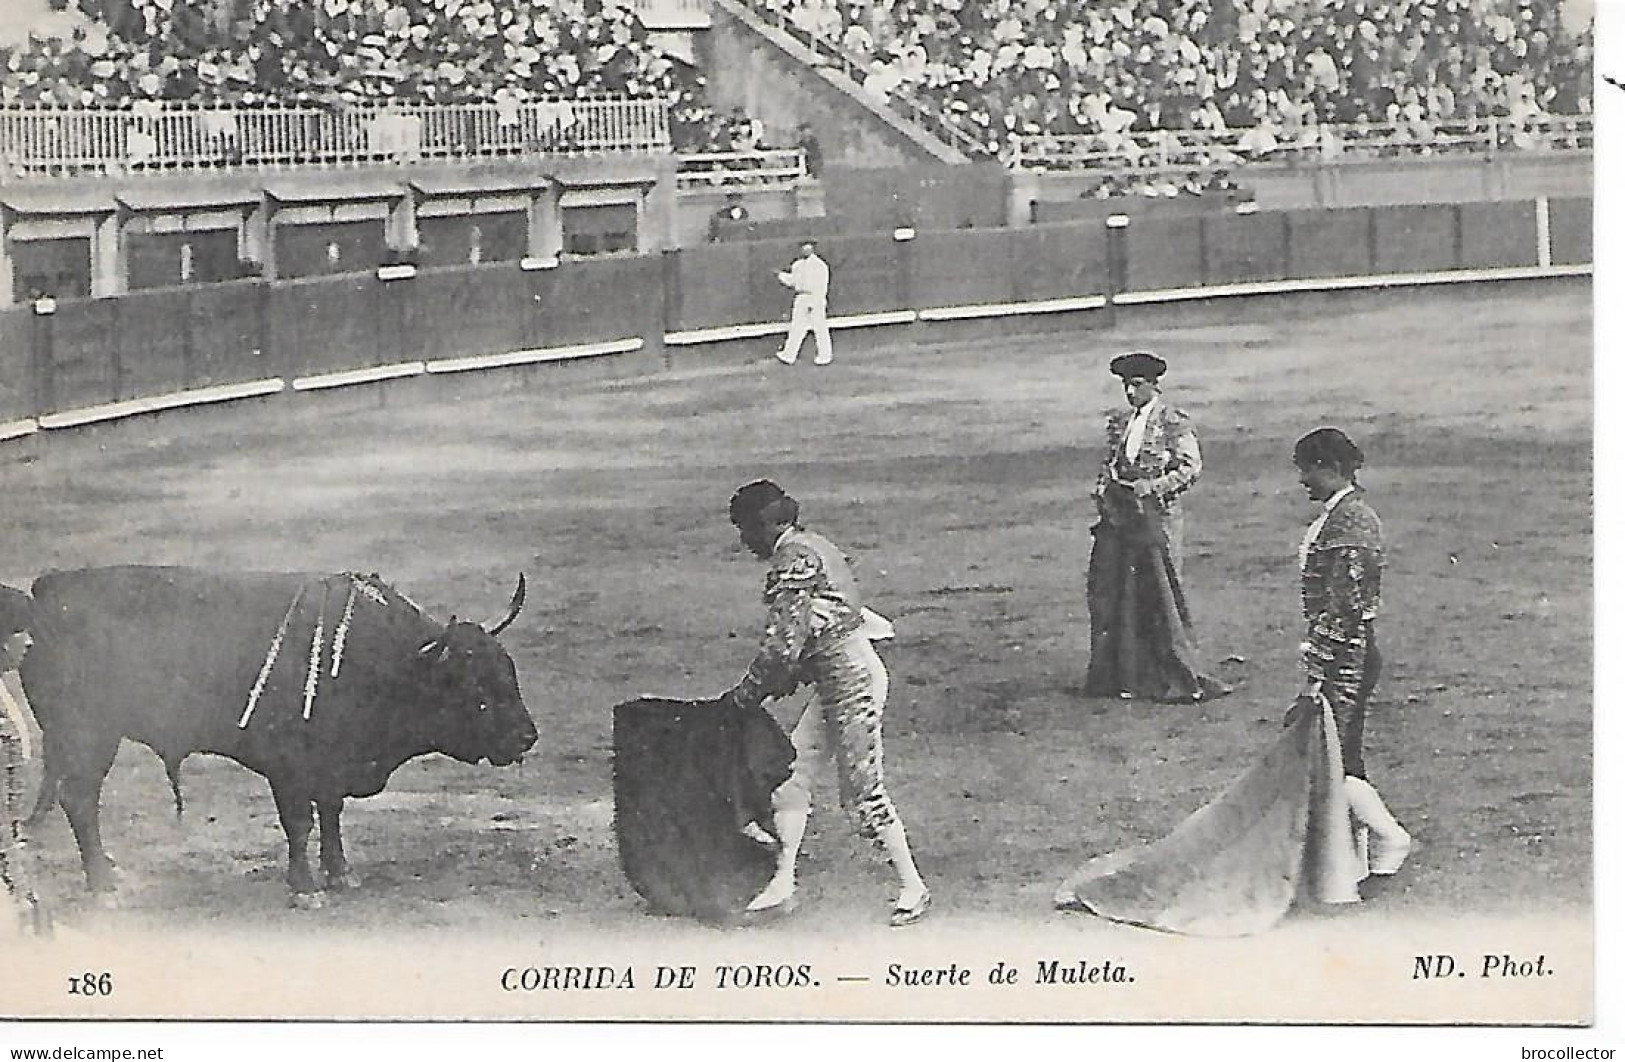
[0,0,727,149]
[0,0,1591,166]
[747,0,1593,159]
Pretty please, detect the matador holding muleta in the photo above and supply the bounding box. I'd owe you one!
[613,351,1412,935]
[5,354,1412,939]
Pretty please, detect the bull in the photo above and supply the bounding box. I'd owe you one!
[19,565,538,909]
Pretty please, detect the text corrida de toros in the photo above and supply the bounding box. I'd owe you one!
[500,965,816,991]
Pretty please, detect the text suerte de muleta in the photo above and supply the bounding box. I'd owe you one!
[497,958,1132,992]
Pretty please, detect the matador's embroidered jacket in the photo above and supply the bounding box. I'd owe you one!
[1093,401,1203,506]
[1301,488,1384,703]
[735,527,866,706]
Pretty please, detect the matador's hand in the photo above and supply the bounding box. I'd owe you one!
[1282,694,1318,729]
[724,681,763,712]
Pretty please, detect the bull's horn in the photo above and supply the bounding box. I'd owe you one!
[483,573,526,636]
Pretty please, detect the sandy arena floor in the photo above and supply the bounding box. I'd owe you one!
[0,280,1593,1021]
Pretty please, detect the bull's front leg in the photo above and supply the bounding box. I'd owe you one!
[316,798,361,891]
[269,783,322,909]
[57,756,121,905]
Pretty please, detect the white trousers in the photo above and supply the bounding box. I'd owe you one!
[774,636,899,843]
[782,295,832,363]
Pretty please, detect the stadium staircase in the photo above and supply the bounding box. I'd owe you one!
[703,0,974,167]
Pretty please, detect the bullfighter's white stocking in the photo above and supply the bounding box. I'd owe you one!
[877,820,928,908]
[746,806,807,911]
[1344,776,1412,875]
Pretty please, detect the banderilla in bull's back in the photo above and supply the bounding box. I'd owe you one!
[19,565,537,910]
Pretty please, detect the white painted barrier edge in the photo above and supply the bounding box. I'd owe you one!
[664,321,785,345]
[36,378,286,430]
[425,337,643,375]
[917,295,1108,321]
[0,418,39,441]
[1114,264,1592,305]
[291,361,426,392]
[832,310,919,330]
[664,309,918,346]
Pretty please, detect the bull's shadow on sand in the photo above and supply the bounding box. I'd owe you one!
[22,749,625,933]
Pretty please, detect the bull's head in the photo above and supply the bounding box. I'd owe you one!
[415,574,538,767]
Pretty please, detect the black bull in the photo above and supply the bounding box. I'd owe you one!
[20,565,538,907]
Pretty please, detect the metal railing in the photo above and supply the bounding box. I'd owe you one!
[1010,114,1593,172]
[617,0,712,25]
[0,98,672,177]
[736,0,988,160]
[675,148,806,189]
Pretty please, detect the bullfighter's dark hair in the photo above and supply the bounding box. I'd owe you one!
[1294,427,1366,481]
[0,584,31,637]
[730,479,800,529]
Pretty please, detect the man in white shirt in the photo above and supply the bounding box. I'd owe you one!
[775,241,834,367]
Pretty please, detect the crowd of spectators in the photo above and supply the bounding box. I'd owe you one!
[680,105,766,152]
[1080,167,1248,200]
[755,0,1594,159]
[0,0,1595,169]
[0,0,726,145]
[677,109,820,174]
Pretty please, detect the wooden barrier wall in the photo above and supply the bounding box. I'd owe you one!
[1550,198,1591,265]
[1008,223,1109,302]
[0,307,34,425]
[1286,208,1375,279]
[2,197,1590,432]
[821,163,1009,234]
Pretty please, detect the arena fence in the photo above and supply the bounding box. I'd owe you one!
[0,98,672,177]
[675,148,807,190]
[1010,114,1594,173]
[618,0,713,27]
[0,196,1590,443]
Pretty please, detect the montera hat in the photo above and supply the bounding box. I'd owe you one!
[1109,351,1167,380]
[730,479,793,526]
[1294,427,1365,473]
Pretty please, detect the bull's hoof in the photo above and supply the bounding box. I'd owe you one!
[289,891,326,911]
[325,870,363,892]
[90,890,121,911]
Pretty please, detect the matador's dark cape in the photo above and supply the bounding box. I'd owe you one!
[612,696,794,923]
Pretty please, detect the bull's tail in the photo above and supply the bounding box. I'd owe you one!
[162,756,185,820]
[25,758,58,827]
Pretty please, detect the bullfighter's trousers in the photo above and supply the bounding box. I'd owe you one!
[1328,624,1382,782]
[781,295,833,364]
[1320,624,1410,875]
[776,634,902,842]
